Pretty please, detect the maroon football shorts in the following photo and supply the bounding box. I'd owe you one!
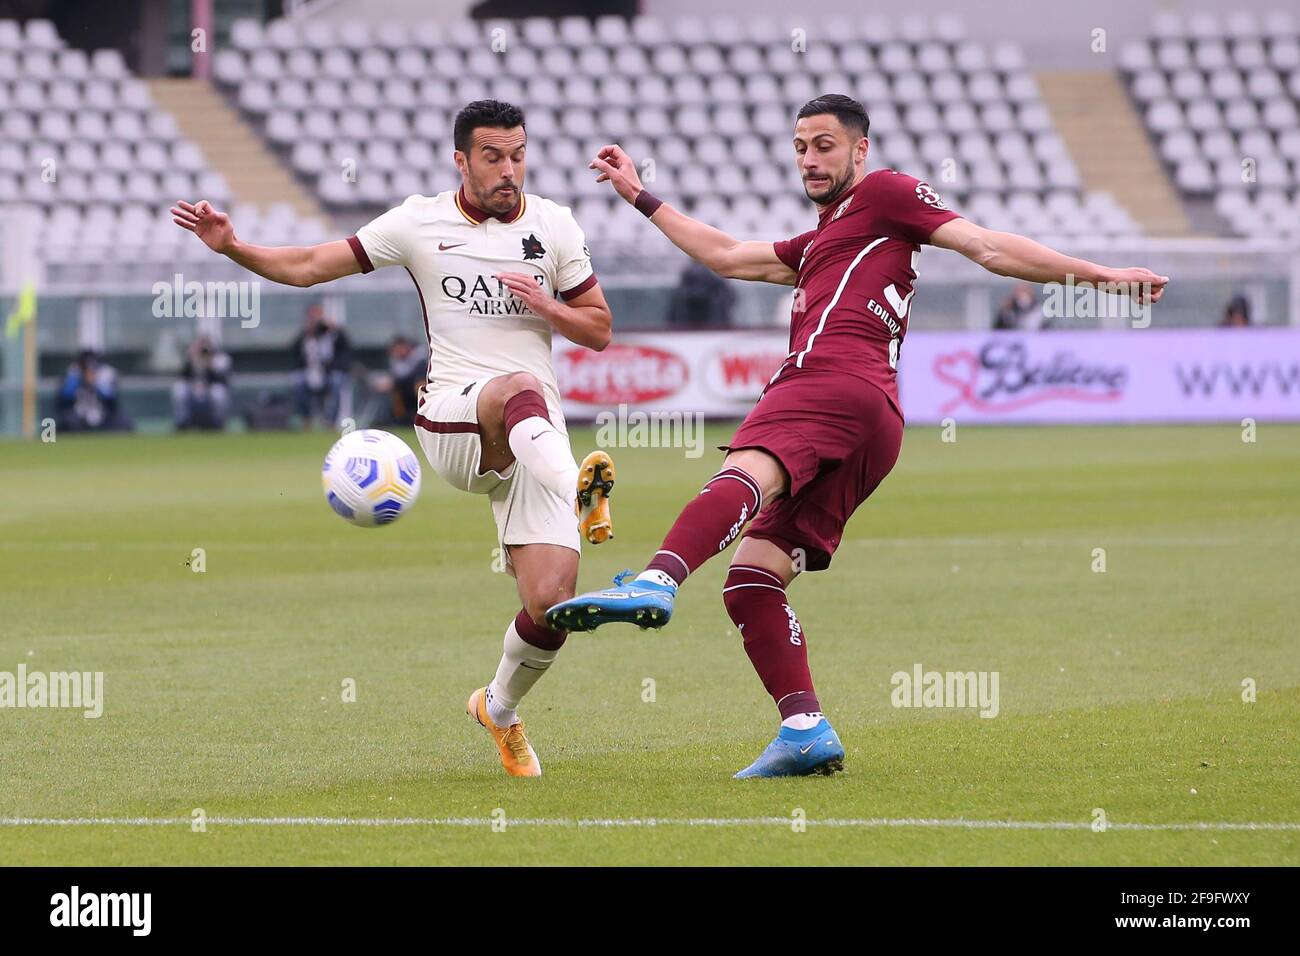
[723,368,904,572]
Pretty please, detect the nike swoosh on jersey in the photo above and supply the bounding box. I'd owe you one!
[438,241,466,251]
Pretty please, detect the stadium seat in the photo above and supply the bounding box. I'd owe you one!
[1121,9,1300,235]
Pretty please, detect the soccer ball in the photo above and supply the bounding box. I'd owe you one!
[321,429,422,527]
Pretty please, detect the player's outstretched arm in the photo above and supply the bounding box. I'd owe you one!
[170,200,360,288]
[589,145,797,285]
[930,217,1168,305]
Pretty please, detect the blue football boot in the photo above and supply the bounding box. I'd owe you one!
[545,570,676,631]
[733,718,846,778]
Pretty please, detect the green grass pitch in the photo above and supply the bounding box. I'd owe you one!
[1,423,1297,865]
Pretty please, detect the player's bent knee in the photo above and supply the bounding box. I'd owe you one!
[524,586,572,628]
[478,372,545,437]
[722,585,746,626]
[499,371,543,400]
[723,448,788,503]
[722,562,787,627]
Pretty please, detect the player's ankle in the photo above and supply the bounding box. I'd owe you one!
[780,711,825,731]
[485,683,519,728]
[635,569,679,589]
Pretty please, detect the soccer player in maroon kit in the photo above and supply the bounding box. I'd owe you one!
[547,94,1168,777]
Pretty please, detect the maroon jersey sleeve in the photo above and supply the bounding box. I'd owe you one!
[871,170,961,245]
[772,229,817,271]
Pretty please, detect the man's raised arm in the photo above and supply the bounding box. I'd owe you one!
[170,200,361,288]
[588,145,797,285]
[929,217,1169,305]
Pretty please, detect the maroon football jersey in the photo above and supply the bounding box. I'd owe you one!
[772,169,960,415]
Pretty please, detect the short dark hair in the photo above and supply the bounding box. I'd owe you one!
[453,99,526,153]
[796,94,870,140]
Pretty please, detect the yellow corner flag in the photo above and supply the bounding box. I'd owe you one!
[5,282,36,338]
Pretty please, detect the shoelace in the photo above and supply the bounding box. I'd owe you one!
[612,569,634,587]
[502,723,532,763]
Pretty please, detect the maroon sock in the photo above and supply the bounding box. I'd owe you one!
[502,389,551,432]
[644,466,762,584]
[722,565,820,719]
[515,608,566,650]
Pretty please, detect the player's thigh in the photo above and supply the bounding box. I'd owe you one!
[414,381,507,494]
[723,370,881,502]
[490,462,581,617]
[743,403,903,573]
[508,543,579,624]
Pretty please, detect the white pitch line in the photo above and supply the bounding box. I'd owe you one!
[2,534,1291,553]
[1,817,1298,831]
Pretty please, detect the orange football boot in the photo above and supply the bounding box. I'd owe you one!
[576,450,615,544]
[466,687,542,778]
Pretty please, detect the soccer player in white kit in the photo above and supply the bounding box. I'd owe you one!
[171,100,616,777]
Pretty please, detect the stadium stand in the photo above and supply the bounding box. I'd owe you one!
[0,18,327,266]
[1121,9,1300,239]
[212,13,1141,247]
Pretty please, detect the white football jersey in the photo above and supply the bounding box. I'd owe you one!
[347,187,597,424]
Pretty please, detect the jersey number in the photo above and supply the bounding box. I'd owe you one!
[884,251,919,371]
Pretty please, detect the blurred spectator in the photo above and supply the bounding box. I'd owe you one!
[1220,294,1251,328]
[994,283,1042,330]
[56,350,133,432]
[292,303,351,428]
[172,335,232,430]
[370,335,425,427]
[666,261,735,329]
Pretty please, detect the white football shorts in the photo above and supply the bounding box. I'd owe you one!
[412,379,581,571]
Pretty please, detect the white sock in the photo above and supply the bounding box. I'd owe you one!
[484,684,518,729]
[635,569,679,589]
[507,416,578,503]
[781,712,825,731]
[486,617,560,727]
